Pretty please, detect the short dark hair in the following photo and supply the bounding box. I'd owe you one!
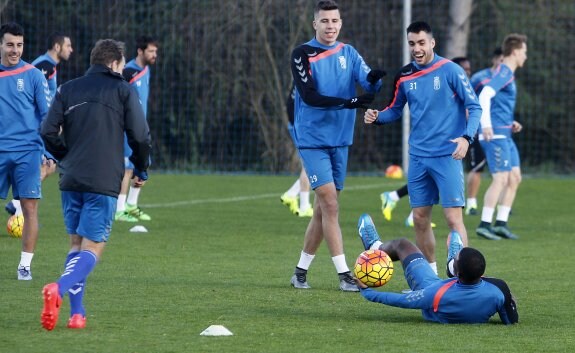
[502,33,527,57]
[492,47,503,57]
[314,0,339,16]
[0,22,24,42]
[90,39,125,66]
[407,21,433,36]
[451,57,469,66]
[136,35,157,52]
[46,31,69,51]
[456,247,486,283]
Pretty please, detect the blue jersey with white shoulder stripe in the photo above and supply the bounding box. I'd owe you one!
[376,54,481,157]
[480,63,516,137]
[0,60,50,152]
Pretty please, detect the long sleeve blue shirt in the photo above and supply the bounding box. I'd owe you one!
[291,38,381,148]
[376,54,481,156]
[0,60,49,152]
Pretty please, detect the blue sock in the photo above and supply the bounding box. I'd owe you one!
[57,250,97,299]
[63,251,86,316]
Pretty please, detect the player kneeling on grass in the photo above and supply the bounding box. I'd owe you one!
[356,213,518,324]
[39,38,151,330]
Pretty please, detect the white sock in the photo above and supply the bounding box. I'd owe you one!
[466,198,477,208]
[299,191,310,211]
[481,207,495,223]
[116,194,127,212]
[370,240,383,250]
[496,206,511,222]
[406,210,414,223]
[428,261,438,275]
[389,191,400,201]
[12,199,22,215]
[127,186,141,205]
[296,251,315,270]
[447,259,455,277]
[332,254,350,274]
[285,179,300,197]
[19,251,34,268]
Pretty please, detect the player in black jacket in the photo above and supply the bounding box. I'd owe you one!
[39,39,151,331]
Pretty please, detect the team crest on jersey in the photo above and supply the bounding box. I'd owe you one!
[17,78,24,92]
[338,56,347,69]
[433,76,440,90]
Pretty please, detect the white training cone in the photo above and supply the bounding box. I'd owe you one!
[200,325,233,336]
[129,225,148,233]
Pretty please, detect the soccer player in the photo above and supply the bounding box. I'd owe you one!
[465,48,504,216]
[116,35,158,222]
[289,0,384,292]
[475,34,528,240]
[40,39,151,330]
[356,214,518,324]
[280,84,313,217]
[364,21,481,274]
[5,32,74,216]
[0,22,50,280]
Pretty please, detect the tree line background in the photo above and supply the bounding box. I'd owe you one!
[1,0,573,174]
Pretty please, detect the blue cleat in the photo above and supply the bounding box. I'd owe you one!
[5,201,16,215]
[357,213,381,250]
[446,231,464,278]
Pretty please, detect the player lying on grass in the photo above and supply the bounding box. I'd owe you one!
[356,214,518,324]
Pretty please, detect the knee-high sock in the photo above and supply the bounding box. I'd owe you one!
[63,251,86,316]
[58,250,97,300]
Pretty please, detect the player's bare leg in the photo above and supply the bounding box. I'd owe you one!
[412,206,436,271]
[18,198,39,280]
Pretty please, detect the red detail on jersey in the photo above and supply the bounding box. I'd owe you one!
[308,43,345,63]
[433,279,457,312]
[128,65,149,84]
[380,58,451,112]
[0,63,36,77]
[48,67,57,80]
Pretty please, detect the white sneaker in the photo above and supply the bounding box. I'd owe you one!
[17,265,32,280]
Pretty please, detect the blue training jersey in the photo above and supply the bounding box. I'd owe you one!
[360,277,518,324]
[291,37,381,148]
[0,60,50,152]
[479,63,516,138]
[123,59,150,117]
[32,53,58,102]
[376,54,481,157]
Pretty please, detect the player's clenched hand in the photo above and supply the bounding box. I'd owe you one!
[482,127,494,141]
[364,109,379,124]
[343,93,375,109]
[512,120,523,133]
[450,137,469,160]
[132,169,148,187]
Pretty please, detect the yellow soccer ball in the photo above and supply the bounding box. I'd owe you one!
[354,249,394,287]
[7,214,24,238]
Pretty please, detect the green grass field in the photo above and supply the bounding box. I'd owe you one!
[1,174,574,353]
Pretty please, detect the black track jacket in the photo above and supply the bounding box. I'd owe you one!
[41,64,151,197]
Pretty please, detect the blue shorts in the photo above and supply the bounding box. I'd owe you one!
[298,147,348,190]
[0,150,42,199]
[408,154,464,208]
[403,254,441,291]
[61,191,117,242]
[480,138,520,174]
